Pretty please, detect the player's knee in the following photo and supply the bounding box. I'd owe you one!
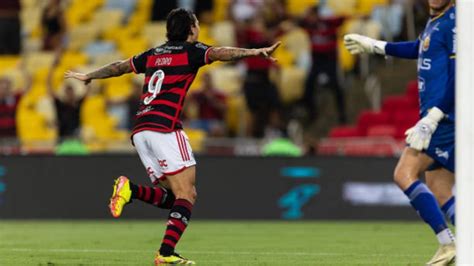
[393,167,404,185]
[174,186,197,203]
[393,166,416,189]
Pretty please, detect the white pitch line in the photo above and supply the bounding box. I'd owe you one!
[0,248,426,258]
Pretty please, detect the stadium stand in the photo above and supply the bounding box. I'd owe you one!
[0,0,420,155]
[321,80,420,156]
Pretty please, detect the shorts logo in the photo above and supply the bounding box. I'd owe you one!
[146,167,157,179]
[435,148,449,160]
[158,160,168,169]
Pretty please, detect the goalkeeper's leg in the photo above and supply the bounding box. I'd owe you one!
[426,168,455,225]
[394,148,455,265]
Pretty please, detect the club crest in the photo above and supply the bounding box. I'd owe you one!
[422,36,431,51]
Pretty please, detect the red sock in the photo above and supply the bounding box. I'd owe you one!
[130,183,175,209]
[159,199,193,256]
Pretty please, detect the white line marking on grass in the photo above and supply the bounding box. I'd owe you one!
[1,248,426,258]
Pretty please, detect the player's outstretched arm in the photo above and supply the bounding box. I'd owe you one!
[344,34,420,59]
[344,34,387,55]
[208,42,281,62]
[64,59,132,84]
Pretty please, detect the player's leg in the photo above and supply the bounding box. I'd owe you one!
[129,182,176,209]
[425,170,456,266]
[152,130,196,265]
[393,148,454,245]
[420,125,456,265]
[426,168,455,225]
[155,167,196,265]
[109,131,175,218]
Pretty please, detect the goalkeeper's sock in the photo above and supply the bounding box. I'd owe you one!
[159,199,193,256]
[404,181,454,245]
[130,183,175,209]
[441,196,455,226]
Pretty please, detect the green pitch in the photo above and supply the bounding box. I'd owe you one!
[0,220,437,265]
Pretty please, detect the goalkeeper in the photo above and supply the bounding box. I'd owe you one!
[344,0,456,265]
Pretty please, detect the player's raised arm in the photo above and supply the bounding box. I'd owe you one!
[64,59,133,85]
[344,34,420,59]
[207,41,281,62]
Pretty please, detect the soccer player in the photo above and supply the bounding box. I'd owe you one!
[344,0,456,264]
[65,8,280,265]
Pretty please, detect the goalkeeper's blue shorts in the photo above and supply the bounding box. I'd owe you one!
[425,121,455,173]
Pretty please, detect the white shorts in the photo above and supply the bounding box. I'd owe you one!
[133,130,196,185]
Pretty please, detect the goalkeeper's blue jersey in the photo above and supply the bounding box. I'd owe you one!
[385,5,456,172]
[417,6,456,121]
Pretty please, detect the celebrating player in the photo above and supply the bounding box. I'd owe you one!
[344,0,456,264]
[65,8,280,265]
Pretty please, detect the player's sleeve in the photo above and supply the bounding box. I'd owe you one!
[188,42,214,69]
[130,48,154,74]
[436,25,456,114]
[385,39,420,59]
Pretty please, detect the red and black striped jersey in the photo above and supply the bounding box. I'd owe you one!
[130,41,213,136]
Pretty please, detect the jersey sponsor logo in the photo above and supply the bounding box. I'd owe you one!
[435,148,450,160]
[418,58,432,70]
[452,27,456,54]
[195,42,209,50]
[136,106,153,116]
[418,77,426,92]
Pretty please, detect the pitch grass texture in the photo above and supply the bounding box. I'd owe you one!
[0,221,437,265]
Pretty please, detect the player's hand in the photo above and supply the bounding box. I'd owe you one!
[344,34,386,55]
[405,107,445,151]
[256,41,281,62]
[64,70,91,85]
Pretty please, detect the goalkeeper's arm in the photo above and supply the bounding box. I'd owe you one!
[344,34,420,59]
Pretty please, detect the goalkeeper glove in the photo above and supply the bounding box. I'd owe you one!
[405,107,445,151]
[344,34,387,55]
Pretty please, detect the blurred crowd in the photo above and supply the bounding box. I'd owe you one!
[0,0,429,154]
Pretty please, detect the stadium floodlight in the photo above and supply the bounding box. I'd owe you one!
[456,1,474,265]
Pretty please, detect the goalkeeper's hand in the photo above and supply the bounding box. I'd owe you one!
[344,34,387,55]
[405,107,445,151]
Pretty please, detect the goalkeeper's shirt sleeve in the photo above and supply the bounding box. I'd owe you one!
[385,40,420,59]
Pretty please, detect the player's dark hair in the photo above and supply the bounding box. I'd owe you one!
[166,8,197,42]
